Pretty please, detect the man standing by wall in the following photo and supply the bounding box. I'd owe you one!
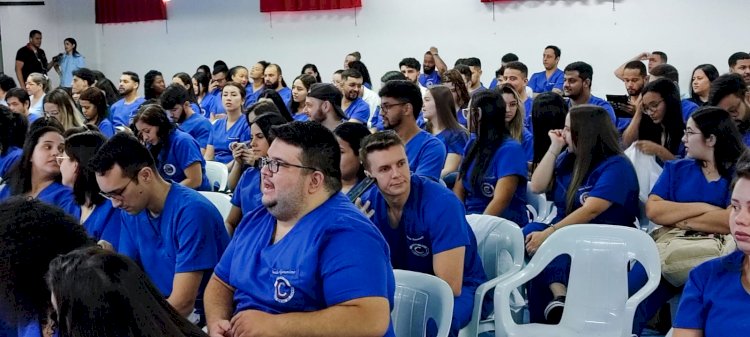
[15,30,48,87]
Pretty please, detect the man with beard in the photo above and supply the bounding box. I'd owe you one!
[419,46,447,87]
[710,73,750,146]
[616,61,648,132]
[304,83,346,131]
[110,71,145,127]
[161,84,212,154]
[529,45,564,96]
[729,52,750,85]
[379,80,446,181]
[15,30,48,87]
[614,51,667,81]
[340,69,370,124]
[563,62,616,126]
[264,64,292,106]
[464,57,485,94]
[399,57,428,96]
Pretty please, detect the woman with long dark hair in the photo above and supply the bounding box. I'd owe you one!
[531,92,568,167]
[334,122,374,197]
[192,71,210,109]
[301,63,322,83]
[453,90,529,227]
[259,88,294,122]
[144,70,166,100]
[0,106,25,179]
[290,74,317,120]
[49,37,85,89]
[423,85,468,178]
[133,104,209,190]
[172,72,202,114]
[689,64,719,107]
[78,87,114,138]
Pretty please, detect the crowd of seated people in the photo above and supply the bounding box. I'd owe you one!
[2,41,750,337]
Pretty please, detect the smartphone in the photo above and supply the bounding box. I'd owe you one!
[347,177,375,203]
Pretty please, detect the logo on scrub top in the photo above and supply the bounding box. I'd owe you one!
[579,191,590,205]
[274,276,295,303]
[407,235,430,257]
[481,182,495,197]
[163,164,176,176]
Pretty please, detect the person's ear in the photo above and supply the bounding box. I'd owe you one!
[307,171,325,193]
[584,78,592,88]
[706,134,717,147]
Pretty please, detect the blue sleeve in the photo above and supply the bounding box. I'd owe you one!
[553,70,564,90]
[76,55,85,68]
[414,139,447,181]
[99,119,115,138]
[488,78,498,90]
[349,105,370,124]
[320,226,393,305]
[213,220,241,283]
[175,203,226,273]
[173,135,204,171]
[682,100,699,122]
[673,263,709,329]
[522,130,534,162]
[650,161,675,200]
[601,101,617,125]
[195,121,212,149]
[426,191,471,254]
[370,107,382,130]
[231,171,245,207]
[529,73,543,93]
[208,123,217,148]
[587,159,631,206]
[117,214,140,264]
[494,141,528,180]
[445,132,467,155]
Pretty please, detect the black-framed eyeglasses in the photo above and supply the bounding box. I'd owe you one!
[379,102,408,112]
[642,100,663,113]
[260,157,318,174]
[99,178,134,201]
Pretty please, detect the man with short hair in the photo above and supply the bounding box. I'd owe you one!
[489,53,519,89]
[264,64,292,106]
[201,66,228,119]
[709,73,750,145]
[331,69,344,89]
[204,121,395,337]
[111,71,146,127]
[71,67,95,102]
[529,45,564,96]
[399,57,428,97]
[91,133,229,320]
[15,30,48,87]
[370,71,408,132]
[340,69,370,124]
[359,131,486,336]
[0,74,16,107]
[616,61,649,131]
[563,62,616,125]
[503,61,534,130]
[5,87,37,123]
[419,46,448,87]
[379,80,446,181]
[649,64,699,121]
[464,57,484,94]
[305,83,346,130]
[161,83,212,153]
[728,52,750,85]
[614,51,667,80]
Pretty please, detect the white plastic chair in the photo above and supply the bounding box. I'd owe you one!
[494,224,661,337]
[665,328,674,337]
[526,183,555,223]
[199,192,232,233]
[205,161,228,192]
[392,269,454,337]
[459,215,525,337]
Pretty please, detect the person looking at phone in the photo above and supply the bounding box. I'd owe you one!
[333,122,375,200]
[614,60,649,131]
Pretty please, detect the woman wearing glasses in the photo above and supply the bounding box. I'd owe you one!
[623,78,685,162]
[25,72,49,120]
[0,118,79,218]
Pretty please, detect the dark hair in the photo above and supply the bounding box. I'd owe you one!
[6,87,30,105]
[65,131,107,206]
[78,87,109,123]
[729,52,750,68]
[63,124,100,138]
[563,105,623,213]
[90,132,156,180]
[93,77,120,106]
[46,247,207,337]
[0,73,17,91]
[690,107,745,178]
[301,63,322,82]
[545,45,561,58]
[531,92,568,163]
[399,57,420,71]
[501,53,519,63]
[379,80,423,119]
[709,73,747,106]
[63,37,79,56]
[246,100,281,123]
[341,68,363,81]
[270,121,342,193]
[192,71,210,98]
[266,64,288,88]
[196,64,211,75]
[72,68,95,86]
[465,57,482,68]
[564,61,593,82]
[223,81,247,103]
[259,88,293,121]
[504,61,528,78]
[347,61,372,87]
[455,64,473,81]
[624,61,647,77]
[359,130,404,169]
[212,66,228,77]
[0,105,26,156]
[651,64,679,83]
[0,197,92,328]
[251,113,287,146]
[639,78,685,155]
[121,71,140,84]
[5,118,65,195]
[133,104,175,168]
[347,51,361,61]
[29,30,41,38]
[160,83,189,112]
[334,122,371,181]
[213,60,227,72]
[689,64,719,103]
[459,90,509,188]
[652,51,668,63]
[172,72,197,103]
[443,69,471,109]
[290,74,317,114]
[144,70,163,100]
[380,70,406,83]
[228,66,248,82]
[426,85,464,135]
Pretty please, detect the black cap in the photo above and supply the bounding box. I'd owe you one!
[308,83,346,119]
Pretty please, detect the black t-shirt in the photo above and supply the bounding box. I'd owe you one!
[15,44,48,79]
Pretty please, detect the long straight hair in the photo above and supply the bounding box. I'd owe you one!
[565,105,623,214]
[531,92,568,164]
[425,85,466,136]
[44,89,83,131]
[6,118,65,195]
[498,84,525,142]
[690,107,746,178]
[133,104,175,169]
[638,78,685,155]
[65,131,107,207]
[459,90,509,188]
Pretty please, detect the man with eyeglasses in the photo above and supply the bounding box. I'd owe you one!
[710,73,750,146]
[379,80,446,181]
[205,121,396,337]
[90,133,229,323]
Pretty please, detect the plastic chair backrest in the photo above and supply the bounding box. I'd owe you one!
[525,183,550,222]
[466,214,524,279]
[198,191,232,221]
[205,161,228,192]
[495,225,661,337]
[392,269,454,337]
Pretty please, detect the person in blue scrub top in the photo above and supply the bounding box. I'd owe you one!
[205,82,251,169]
[289,74,316,121]
[0,107,25,179]
[423,85,468,179]
[58,129,121,248]
[78,87,115,138]
[562,61,617,129]
[370,71,408,131]
[453,90,529,227]
[204,121,396,337]
[502,62,535,131]
[201,66,228,121]
[225,113,287,235]
[340,69,370,124]
[709,73,750,146]
[0,118,79,218]
[617,61,649,133]
[5,88,39,124]
[0,198,93,337]
[631,107,745,336]
[160,83,212,154]
[243,61,268,109]
[442,70,471,128]
[525,105,639,324]
[90,133,229,321]
[418,47,447,87]
[134,104,210,191]
[671,162,750,337]
[529,46,565,95]
[358,131,486,337]
[530,92,568,167]
[688,64,719,107]
[500,85,534,163]
[334,122,376,199]
[259,89,294,122]
[623,78,686,163]
[192,71,210,110]
[111,71,145,127]
[380,80,447,181]
[263,63,292,106]
[171,72,205,117]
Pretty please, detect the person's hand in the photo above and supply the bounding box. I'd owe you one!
[355,197,375,219]
[525,227,553,255]
[208,319,233,337]
[547,129,566,153]
[230,309,274,337]
[635,140,664,156]
[97,240,114,252]
[429,46,439,55]
[231,144,247,162]
[208,79,219,93]
[635,52,649,61]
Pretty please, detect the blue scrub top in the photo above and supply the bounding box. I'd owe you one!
[650,159,731,207]
[201,89,226,118]
[405,130,447,181]
[0,181,80,219]
[97,118,115,138]
[214,193,396,337]
[118,183,229,297]
[419,71,441,87]
[278,87,292,107]
[209,116,251,164]
[435,128,468,155]
[155,129,210,190]
[0,147,22,178]
[83,200,121,250]
[110,97,146,127]
[59,54,85,87]
[523,97,534,132]
[345,97,370,123]
[529,69,564,94]
[462,138,529,226]
[681,99,700,122]
[521,128,534,162]
[231,167,262,215]
[567,96,617,127]
[292,113,309,121]
[244,84,265,109]
[179,112,212,149]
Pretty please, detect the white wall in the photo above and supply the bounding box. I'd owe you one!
[1,0,747,96]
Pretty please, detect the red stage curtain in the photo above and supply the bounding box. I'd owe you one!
[260,0,362,13]
[95,0,167,24]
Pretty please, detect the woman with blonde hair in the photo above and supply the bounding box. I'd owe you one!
[43,88,83,131]
[499,84,533,162]
[423,84,468,178]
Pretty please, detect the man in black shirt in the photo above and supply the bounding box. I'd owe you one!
[15,30,48,87]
